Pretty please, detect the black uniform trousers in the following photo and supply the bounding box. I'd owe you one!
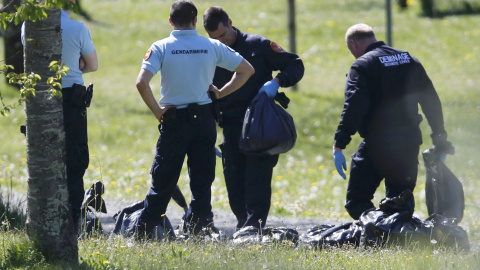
[140,104,217,231]
[62,86,89,225]
[220,124,279,229]
[345,134,419,220]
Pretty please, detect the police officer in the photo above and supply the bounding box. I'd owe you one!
[61,1,98,226]
[202,7,304,232]
[333,24,454,220]
[135,0,254,236]
[22,0,99,225]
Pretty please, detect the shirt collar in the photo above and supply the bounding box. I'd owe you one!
[61,10,71,20]
[230,26,242,48]
[364,41,386,54]
[170,30,199,37]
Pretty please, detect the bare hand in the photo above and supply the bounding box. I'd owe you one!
[79,56,86,70]
[157,105,176,123]
[208,84,221,100]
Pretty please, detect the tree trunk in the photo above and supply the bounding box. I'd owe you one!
[23,8,78,264]
[3,0,24,85]
[421,0,435,17]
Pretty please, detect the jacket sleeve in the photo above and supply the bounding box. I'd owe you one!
[334,62,371,149]
[264,41,305,87]
[415,61,449,146]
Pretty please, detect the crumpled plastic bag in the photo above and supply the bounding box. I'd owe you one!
[232,226,299,245]
[239,92,296,155]
[111,200,175,241]
[422,148,464,223]
[300,190,469,251]
[78,181,107,237]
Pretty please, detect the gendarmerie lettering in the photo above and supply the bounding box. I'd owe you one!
[171,49,209,55]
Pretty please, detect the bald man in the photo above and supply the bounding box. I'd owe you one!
[332,24,454,219]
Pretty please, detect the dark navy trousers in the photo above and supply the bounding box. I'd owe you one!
[62,87,89,225]
[220,124,279,229]
[345,136,419,220]
[141,104,217,230]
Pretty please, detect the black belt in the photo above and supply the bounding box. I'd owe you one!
[162,103,213,124]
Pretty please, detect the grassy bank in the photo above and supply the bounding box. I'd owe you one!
[1,0,479,267]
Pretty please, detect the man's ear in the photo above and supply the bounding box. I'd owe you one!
[169,17,174,26]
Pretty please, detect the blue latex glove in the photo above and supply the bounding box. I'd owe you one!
[433,145,449,162]
[215,147,222,158]
[333,151,347,180]
[258,79,279,98]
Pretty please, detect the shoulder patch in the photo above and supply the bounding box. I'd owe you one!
[270,41,285,53]
[377,52,412,67]
[144,50,152,60]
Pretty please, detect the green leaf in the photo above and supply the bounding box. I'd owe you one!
[1,107,10,116]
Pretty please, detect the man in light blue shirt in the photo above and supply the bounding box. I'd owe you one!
[22,1,98,226]
[134,0,254,238]
[60,1,98,227]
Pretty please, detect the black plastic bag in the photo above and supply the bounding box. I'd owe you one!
[239,92,296,155]
[422,149,464,223]
[111,200,175,240]
[300,190,469,251]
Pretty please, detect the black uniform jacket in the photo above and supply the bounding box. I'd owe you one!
[334,41,447,149]
[212,27,304,126]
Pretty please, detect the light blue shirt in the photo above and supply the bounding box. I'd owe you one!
[21,11,95,87]
[141,30,243,107]
[60,10,95,87]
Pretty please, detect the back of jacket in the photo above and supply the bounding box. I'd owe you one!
[334,41,445,149]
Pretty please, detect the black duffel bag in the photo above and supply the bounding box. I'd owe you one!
[239,92,296,155]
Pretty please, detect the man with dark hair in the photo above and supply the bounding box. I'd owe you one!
[333,23,454,220]
[135,0,254,237]
[202,6,304,233]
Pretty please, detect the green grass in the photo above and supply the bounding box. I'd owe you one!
[1,0,480,268]
[0,231,479,269]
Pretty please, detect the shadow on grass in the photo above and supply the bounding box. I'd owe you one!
[424,2,480,18]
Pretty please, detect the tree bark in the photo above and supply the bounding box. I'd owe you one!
[23,8,78,264]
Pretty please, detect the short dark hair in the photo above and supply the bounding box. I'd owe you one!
[170,0,197,28]
[203,6,229,32]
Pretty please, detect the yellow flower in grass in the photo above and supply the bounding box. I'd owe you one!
[103,261,109,265]
[326,21,335,27]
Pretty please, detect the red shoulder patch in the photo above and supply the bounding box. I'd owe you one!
[270,41,285,53]
[144,50,152,60]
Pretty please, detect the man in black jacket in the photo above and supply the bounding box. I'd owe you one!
[203,6,304,231]
[333,23,454,220]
